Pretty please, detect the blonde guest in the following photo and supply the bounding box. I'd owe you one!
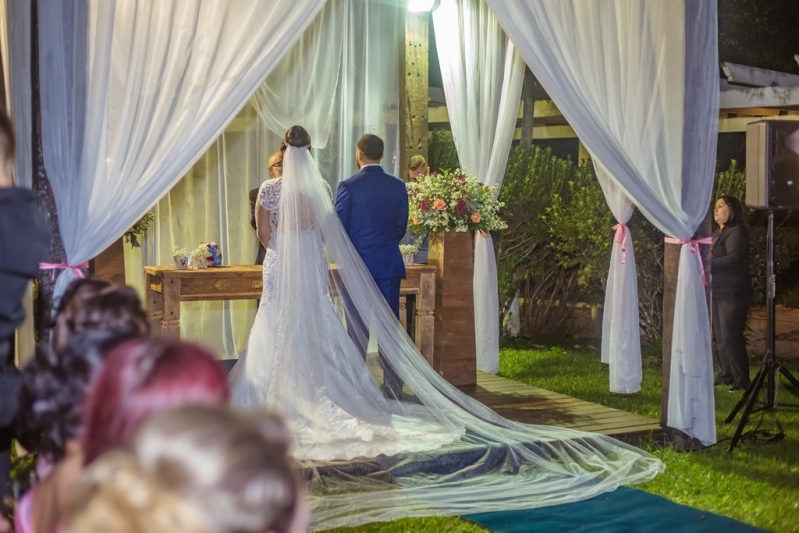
[66,406,309,533]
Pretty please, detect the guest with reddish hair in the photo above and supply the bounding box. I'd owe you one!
[81,337,229,465]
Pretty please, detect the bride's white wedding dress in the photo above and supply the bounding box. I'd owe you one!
[230,176,463,461]
[229,146,663,530]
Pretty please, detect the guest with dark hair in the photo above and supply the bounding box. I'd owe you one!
[15,338,228,533]
[51,278,112,349]
[67,406,308,533]
[0,107,50,527]
[15,329,142,533]
[711,195,753,390]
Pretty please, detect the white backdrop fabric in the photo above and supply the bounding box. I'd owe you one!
[432,0,525,373]
[597,164,641,394]
[130,0,403,356]
[485,0,719,444]
[38,0,327,298]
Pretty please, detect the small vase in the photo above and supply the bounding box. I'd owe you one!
[173,256,189,270]
[190,256,208,269]
[403,253,415,266]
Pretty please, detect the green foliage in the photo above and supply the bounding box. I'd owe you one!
[124,213,154,247]
[330,517,487,533]
[499,343,799,533]
[427,131,460,173]
[544,161,614,299]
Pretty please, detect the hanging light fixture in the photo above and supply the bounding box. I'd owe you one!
[407,0,436,12]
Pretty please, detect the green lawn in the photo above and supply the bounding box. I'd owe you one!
[331,342,799,533]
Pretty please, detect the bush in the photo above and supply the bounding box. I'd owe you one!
[428,131,460,173]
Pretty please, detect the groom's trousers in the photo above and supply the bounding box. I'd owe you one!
[344,276,404,397]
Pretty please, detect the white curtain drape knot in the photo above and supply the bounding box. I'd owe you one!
[664,237,712,285]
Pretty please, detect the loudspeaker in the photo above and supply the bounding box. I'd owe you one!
[746,120,799,210]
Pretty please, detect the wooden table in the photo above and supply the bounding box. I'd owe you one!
[143,264,437,365]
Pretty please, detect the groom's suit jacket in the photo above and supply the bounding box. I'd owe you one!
[336,165,408,280]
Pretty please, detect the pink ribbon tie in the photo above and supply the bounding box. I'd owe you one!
[39,262,89,280]
[663,237,713,285]
[613,222,627,264]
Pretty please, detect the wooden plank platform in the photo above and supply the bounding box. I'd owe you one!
[458,372,662,442]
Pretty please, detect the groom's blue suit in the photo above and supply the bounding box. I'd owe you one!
[336,164,408,396]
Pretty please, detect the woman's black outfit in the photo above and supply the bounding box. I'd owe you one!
[711,225,752,389]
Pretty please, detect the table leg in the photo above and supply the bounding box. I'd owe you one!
[145,274,163,335]
[406,294,417,346]
[399,296,408,332]
[418,272,435,366]
[162,278,181,338]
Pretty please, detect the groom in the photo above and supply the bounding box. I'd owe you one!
[336,134,408,399]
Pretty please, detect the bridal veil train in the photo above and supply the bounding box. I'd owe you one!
[229,139,663,530]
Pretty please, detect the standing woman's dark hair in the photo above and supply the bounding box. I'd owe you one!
[711,195,752,390]
[717,195,746,228]
[281,125,311,153]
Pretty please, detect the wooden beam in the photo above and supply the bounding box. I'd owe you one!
[399,11,429,179]
[721,62,799,88]
[721,85,799,109]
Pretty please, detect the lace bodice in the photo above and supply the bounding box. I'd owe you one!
[258,178,333,250]
[257,178,333,303]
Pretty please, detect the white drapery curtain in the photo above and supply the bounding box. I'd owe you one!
[130,0,403,356]
[597,165,641,394]
[38,0,327,298]
[486,0,719,444]
[254,0,402,185]
[432,0,525,374]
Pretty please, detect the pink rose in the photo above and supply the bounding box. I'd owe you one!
[471,212,482,223]
[434,198,446,210]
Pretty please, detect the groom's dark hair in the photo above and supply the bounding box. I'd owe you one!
[357,134,384,161]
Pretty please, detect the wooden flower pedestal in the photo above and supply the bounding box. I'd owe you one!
[428,230,476,386]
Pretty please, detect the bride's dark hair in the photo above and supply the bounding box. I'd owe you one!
[281,125,311,153]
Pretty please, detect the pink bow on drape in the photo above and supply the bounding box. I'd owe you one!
[663,237,712,284]
[39,262,89,280]
[613,222,627,264]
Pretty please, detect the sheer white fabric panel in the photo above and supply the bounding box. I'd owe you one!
[253,0,345,150]
[433,0,524,373]
[139,105,268,358]
[485,0,718,444]
[38,0,327,277]
[597,164,641,393]
[253,0,402,186]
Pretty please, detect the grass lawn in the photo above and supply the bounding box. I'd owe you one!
[332,341,799,533]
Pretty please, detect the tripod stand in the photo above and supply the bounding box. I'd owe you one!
[724,211,799,452]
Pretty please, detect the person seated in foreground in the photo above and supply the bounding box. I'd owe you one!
[50,278,113,351]
[14,338,229,533]
[66,405,308,533]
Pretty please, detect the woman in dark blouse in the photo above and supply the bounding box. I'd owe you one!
[711,195,752,390]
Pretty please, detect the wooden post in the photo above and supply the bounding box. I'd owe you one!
[399,10,429,179]
[90,237,127,285]
[521,67,536,149]
[429,231,477,386]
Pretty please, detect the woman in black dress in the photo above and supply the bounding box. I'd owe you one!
[711,195,752,390]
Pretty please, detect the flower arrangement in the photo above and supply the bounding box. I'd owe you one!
[171,247,190,270]
[192,242,222,268]
[407,169,506,234]
[399,244,420,256]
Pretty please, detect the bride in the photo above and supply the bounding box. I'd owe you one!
[230,126,663,530]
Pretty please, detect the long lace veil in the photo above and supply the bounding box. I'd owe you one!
[230,145,663,530]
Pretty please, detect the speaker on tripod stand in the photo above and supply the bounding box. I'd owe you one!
[724,120,799,452]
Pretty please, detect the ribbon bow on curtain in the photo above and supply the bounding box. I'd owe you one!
[663,237,712,284]
[613,222,627,264]
[39,262,89,280]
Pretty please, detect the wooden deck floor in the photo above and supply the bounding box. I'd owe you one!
[458,371,662,442]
